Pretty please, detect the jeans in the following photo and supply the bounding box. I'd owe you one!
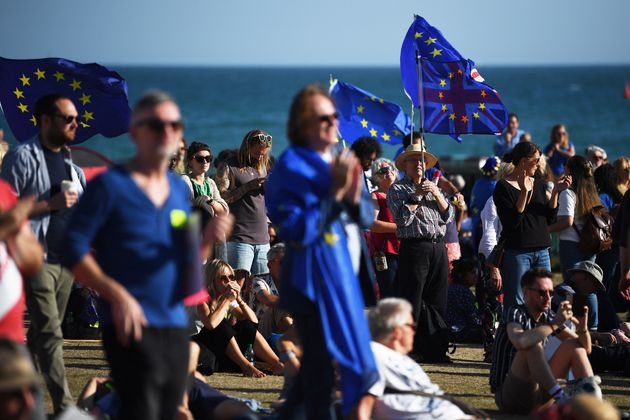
[559,240,598,330]
[226,242,270,275]
[500,248,550,318]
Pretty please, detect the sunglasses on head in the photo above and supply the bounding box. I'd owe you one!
[52,113,79,124]
[136,118,184,132]
[250,133,272,145]
[194,155,213,164]
[318,112,339,125]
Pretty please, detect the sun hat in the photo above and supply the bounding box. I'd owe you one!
[568,261,605,292]
[394,143,438,171]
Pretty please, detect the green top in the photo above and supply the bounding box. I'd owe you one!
[190,176,213,198]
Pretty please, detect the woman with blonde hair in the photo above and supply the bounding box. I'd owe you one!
[544,124,575,178]
[216,130,273,275]
[191,259,282,378]
[613,156,630,196]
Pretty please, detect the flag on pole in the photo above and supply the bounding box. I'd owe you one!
[0,57,131,144]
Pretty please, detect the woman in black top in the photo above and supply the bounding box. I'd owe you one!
[492,142,570,315]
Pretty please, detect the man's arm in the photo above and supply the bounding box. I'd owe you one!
[256,289,280,307]
[351,394,376,420]
[507,301,572,350]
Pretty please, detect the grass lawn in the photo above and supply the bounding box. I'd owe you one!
[50,340,629,418]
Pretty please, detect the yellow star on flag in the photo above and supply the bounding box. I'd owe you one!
[79,93,91,105]
[357,105,364,114]
[69,79,82,91]
[425,37,437,45]
[369,128,378,137]
[80,122,90,128]
[53,71,65,81]
[370,96,376,102]
[449,113,456,120]
[479,103,486,110]
[439,79,446,87]
[29,115,37,126]
[19,74,30,86]
[13,88,24,99]
[82,110,94,121]
[441,104,448,112]
[461,115,468,123]
[33,68,46,80]
[480,90,487,97]
[457,68,463,75]
[393,130,401,136]
[17,102,28,113]
[381,133,390,141]
[414,32,423,39]
[438,92,444,100]
[360,119,368,128]
[379,99,384,104]
[430,48,442,58]
[324,231,339,245]
[449,72,454,79]
[473,112,480,119]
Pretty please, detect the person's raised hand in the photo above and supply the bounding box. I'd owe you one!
[344,157,363,205]
[554,174,572,194]
[49,190,78,210]
[419,179,440,197]
[552,301,573,327]
[516,169,533,192]
[330,149,356,201]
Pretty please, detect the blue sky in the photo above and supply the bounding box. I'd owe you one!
[1,0,629,66]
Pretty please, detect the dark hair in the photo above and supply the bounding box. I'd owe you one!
[213,148,238,169]
[521,268,553,288]
[502,141,540,166]
[402,131,423,148]
[186,141,212,162]
[451,258,478,284]
[287,84,334,147]
[508,112,518,121]
[350,137,381,160]
[594,163,623,204]
[34,93,73,121]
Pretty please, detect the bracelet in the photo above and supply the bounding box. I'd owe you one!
[551,324,567,337]
[237,299,246,307]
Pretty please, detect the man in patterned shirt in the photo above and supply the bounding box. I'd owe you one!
[490,268,600,414]
[387,143,454,362]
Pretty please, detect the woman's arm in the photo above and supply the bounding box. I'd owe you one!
[197,298,234,330]
[548,215,572,233]
[230,297,259,323]
[207,178,229,214]
[370,194,396,233]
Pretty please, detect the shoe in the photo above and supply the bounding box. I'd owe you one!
[611,329,630,344]
[564,376,602,400]
[423,354,454,364]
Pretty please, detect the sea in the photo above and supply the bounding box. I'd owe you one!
[2,65,630,163]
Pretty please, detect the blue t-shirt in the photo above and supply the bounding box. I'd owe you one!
[544,142,574,177]
[63,166,191,328]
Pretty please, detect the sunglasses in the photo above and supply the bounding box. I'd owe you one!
[402,322,416,331]
[52,113,80,124]
[250,133,272,145]
[194,155,213,164]
[136,118,184,132]
[377,166,394,175]
[526,287,553,298]
[219,274,235,282]
[526,156,541,163]
[318,112,339,125]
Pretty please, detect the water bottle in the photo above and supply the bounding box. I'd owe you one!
[245,344,255,364]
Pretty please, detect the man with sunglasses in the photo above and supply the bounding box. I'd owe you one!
[1,93,86,414]
[490,268,601,414]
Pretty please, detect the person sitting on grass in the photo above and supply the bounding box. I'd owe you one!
[490,268,602,415]
[446,258,483,344]
[357,298,473,419]
[191,259,282,378]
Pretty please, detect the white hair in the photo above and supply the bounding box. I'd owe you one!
[367,298,413,341]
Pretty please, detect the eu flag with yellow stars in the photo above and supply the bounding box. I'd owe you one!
[330,79,411,145]
[400,16,508,137]
[0,57,130,144]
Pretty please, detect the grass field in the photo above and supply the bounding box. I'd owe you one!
[50,340,630,419]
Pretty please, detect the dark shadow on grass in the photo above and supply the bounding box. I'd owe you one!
[423,370,489,378]
[63,344,103,352]
[64,356,107,362]
[217,387,280,395]
[65,363,110,371]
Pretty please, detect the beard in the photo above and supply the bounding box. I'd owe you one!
[47,127,75,148]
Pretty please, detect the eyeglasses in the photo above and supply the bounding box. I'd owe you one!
[377,166,394,175]
[219,274,235,282]
[136,118,184,132]
[527,156,541,164]
[250,133,272,146]
[593,155,604,161]
[194,155,213,164]
[318,112,339,125]
[52,114,80,124]
[526,287,553,298]
[403,322,416,331]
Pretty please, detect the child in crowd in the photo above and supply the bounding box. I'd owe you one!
[446,259,483,344]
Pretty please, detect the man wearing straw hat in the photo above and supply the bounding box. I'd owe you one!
[387,141,454,362]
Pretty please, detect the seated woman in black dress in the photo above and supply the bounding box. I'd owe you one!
[192,259,282,378]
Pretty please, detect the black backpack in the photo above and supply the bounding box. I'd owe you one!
[573,205,614,255]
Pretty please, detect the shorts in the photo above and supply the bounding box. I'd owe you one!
[495,372,550,414]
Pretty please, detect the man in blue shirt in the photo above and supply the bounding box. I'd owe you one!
[63,91,232,420]
[494,113,525,158]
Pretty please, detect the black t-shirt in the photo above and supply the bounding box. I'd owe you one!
[493,177,557,250]
[43,147,72,264]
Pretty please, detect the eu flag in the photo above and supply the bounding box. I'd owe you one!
[330,79,411,145]
[400,16,508,136]
[0,57,131,144]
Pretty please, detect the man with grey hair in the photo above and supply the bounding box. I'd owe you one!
[356,298,471,419]
[249,242,293,338]
[584,145,607,169]
[63,90,233,420]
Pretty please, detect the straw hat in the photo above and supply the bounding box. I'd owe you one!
[395,143,438,171]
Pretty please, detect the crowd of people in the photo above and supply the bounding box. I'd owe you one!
[0,89,629,420]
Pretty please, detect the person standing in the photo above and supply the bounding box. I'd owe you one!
[387,143,454,362]
[494,113,524,158]
[1,93,85,414]
[544,124,576,178]
[216,130,272,275]
[63,91,232,420]
[265,84,378,419]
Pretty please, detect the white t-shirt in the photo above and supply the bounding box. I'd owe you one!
[557,189,583,242]
[479,197,502,259]
[368,342,471,420]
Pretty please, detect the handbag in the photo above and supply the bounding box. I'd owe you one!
[485,236,506,268]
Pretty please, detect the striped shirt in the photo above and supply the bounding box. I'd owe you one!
[387,176,454,240]
[489,305,554,392]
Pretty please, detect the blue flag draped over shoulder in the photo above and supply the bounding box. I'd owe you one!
[400,16,507,136]
[330,79,411,145]
[0,57,130,144]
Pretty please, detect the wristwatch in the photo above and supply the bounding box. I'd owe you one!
[551,324,567,336]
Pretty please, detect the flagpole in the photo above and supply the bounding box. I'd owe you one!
[329,75,346,149]
[415,50,426,175]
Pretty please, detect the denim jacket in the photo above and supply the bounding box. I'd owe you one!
[0,136,86,258]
